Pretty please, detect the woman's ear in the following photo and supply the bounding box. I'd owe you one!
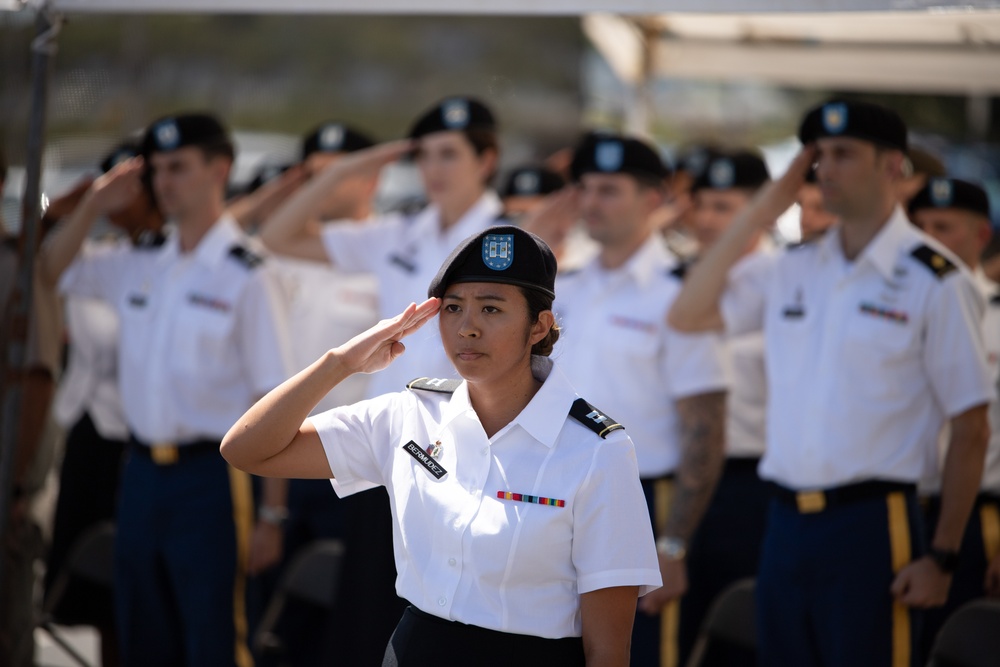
[529,309,555,346]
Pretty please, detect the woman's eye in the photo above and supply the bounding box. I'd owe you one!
[443,304,460,313]
[483,306,499,314]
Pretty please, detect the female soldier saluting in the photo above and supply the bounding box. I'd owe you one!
[222,224,661,666]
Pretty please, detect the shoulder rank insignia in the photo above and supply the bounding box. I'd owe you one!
[134,230,166,250]
[228,245,263,269]
[569,398,624,439]
[990,292,1000,306]
[910,244,956,279]
[406,377,462,394]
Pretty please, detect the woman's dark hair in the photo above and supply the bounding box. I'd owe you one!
[520,287,560,357]
[463,128,499,185]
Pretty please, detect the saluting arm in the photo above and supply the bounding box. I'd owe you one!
[667,146,816,333]
[221,297,440,479]
[38,158,146,287]
[258,140,412,263]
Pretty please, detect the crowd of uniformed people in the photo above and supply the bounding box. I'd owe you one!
[0,92,998,667]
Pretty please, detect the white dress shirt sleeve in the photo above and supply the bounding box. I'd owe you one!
[310,393,399,496]
[720,250,776,337]
[923,272,995,418]
[572,431,662,597]
[664,326,731,399]
[319,216,398,274]
[58,243,131,304]
[234,265,296,397]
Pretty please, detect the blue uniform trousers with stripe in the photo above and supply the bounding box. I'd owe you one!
[756,489,925,667]
[115,443,253,667]
[919,494,1000,658]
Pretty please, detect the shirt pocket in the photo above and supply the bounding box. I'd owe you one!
[767,304,820,387]
[607,315,660,363]
[177,306,235,375]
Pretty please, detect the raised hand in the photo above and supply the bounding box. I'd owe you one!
[521,187,580,250]
[87,156,146,217]
[334,298,441,375]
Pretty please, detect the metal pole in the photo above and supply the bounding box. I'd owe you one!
[0,4,61,595]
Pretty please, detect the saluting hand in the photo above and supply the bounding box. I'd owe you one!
[84,156,146,217]
[317,139,414,182]
[748,144,818,229]
[333,298,441,375]
[521,187,580,251]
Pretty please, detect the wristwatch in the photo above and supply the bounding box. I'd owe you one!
[927,547,960,574]
[656,536,687,560]
[259,505,289,526]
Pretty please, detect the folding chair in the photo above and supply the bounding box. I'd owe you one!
[685,577,757,667]
[37,520,116,667]
[927,598,1000,667]
[253,539,346,664]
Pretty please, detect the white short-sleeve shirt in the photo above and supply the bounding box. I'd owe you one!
[54,239,130,440]
[723,249,772,459]
[309,356,661,639]
[723,208,994,490]
[552,235,730,478]
[319,192,503,398]
[270,256,379,414]
[59,215,293,443]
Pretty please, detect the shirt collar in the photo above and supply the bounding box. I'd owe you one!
[817,206,913,281]
[413,191,503,240]
[192,214,244,268]
[439,356,577,449]
[587,233,674,289]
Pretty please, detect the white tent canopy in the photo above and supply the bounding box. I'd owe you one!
[11,0,1000,15]
[585,10,1000,95]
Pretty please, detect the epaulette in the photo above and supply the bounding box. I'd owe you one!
[406,377,462,394]
[910,244,957,279]
[134,230,166,250]
[786,237,819,251]
[569,398,624,439]
[228,245,263,270]
[990,292,1000,306]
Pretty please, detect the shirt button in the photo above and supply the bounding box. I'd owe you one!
[448,557,457,566]
[438,597,447,606]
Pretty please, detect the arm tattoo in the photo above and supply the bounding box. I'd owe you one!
[663,391,727,542]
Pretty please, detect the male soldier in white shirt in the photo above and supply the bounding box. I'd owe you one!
[553,132,729,667]
[907,177,1000,655]
[39,112,292,667]
[668,100,993,667]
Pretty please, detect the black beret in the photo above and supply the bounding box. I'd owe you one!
[142,113,231,155]
[908,177,991,219]
[428,225,557,300]
[408,97,497,140]
[501,166,566,198]
[692,151,770,192]
[301,122,375,160]
[675,145,720,178]
[569,132,669,183]
[100,139,142,174]
[798,100,908,153]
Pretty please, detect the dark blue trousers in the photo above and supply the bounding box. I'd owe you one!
[679,457,771,665]
[115,444,253,667]
[919,493,1000,658]
[756,490,925,667]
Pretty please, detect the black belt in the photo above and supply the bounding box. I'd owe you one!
[129,436,220,466]
[386,606,584,666]
[724,457,762,473]
[773,480,915,514]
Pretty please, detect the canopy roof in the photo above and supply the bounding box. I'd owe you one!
[13,0,1000,16]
